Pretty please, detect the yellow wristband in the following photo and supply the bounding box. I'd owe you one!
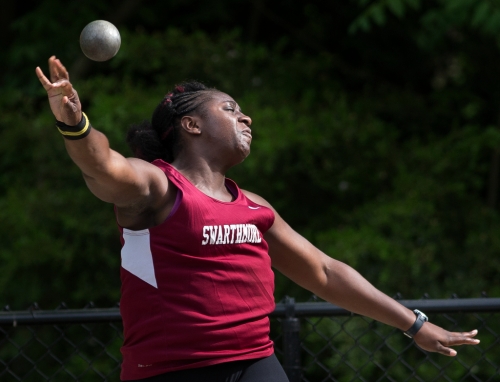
[55,112,92,140]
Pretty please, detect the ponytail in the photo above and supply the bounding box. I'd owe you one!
[126,81,217,163]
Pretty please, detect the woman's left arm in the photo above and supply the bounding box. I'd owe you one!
[243,190,479,356]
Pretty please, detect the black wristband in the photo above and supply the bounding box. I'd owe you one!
[404,309,428,338]
[55,112,92,140]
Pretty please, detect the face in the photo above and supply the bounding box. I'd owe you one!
[198,91,253,163]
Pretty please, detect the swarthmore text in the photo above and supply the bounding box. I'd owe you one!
[201,224,262,245]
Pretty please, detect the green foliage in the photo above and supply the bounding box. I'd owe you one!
[2,1,500,380]
[349,0,422,33]
[350,0,500,41]
[1,0,500,310]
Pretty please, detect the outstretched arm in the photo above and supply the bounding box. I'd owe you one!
[36,57,170,224]
[243,190,479,356]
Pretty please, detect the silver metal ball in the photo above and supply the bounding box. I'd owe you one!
[80,20,121,62]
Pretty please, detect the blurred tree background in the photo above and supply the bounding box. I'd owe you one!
[1,0,500,309]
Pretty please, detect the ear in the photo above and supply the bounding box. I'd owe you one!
[180,115,202,135]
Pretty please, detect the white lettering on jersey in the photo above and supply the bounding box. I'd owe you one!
[241,225,248,243]
[250,225,257,243]
[216,225,224,244]
[209,225,218,244]
[235,224,242,243]
[230,225,237,243]
[201,226,210,245]
[201,224,262,245]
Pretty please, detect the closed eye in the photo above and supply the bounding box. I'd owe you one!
[223,100,239,113]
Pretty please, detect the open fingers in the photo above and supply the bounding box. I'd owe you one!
[48,56,69,83]
[35,67,53,90]
[434,329,479,356]
[434,343,458,357]
[59,81,75,97]
[444,330,480,346]
[415,323,480,357]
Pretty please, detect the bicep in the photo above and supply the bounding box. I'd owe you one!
[265,213,331,294]
[82,152,167,209]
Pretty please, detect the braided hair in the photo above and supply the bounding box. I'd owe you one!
[126,81,218,163]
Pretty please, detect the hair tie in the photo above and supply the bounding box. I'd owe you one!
[162,93,175,106]
[175,85,185,93]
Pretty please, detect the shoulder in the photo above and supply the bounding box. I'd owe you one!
[241,190,309,248]
[121,157,170,196]
[115,157,176,229]
[241,190,288,236]
[241,189,276,232]
[126,157,166,175]
[241,189,274,210]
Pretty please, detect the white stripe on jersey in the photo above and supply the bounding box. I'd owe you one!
[121,228,158,288]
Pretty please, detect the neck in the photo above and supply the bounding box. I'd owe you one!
[170,154,234,201]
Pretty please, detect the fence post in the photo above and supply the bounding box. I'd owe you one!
[282,296,301,382]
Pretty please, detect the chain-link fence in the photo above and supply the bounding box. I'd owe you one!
[1,297,499,381]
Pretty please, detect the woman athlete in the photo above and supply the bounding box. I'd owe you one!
[36,56,479,382]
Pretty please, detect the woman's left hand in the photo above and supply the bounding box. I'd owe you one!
[413,322,479,356]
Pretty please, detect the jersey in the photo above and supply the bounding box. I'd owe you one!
[117,160,276,381]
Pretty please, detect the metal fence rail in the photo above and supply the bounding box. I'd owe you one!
[1,297,499,381]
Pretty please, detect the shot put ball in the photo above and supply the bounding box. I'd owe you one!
[80,20,121,62]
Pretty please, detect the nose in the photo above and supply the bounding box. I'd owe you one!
[239,113,252,127]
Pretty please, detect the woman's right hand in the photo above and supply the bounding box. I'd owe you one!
[35,56,82,126]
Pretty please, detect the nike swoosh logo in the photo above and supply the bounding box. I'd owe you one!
[248,206,260,210]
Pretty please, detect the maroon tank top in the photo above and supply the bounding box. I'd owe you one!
[118,160,276,380]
